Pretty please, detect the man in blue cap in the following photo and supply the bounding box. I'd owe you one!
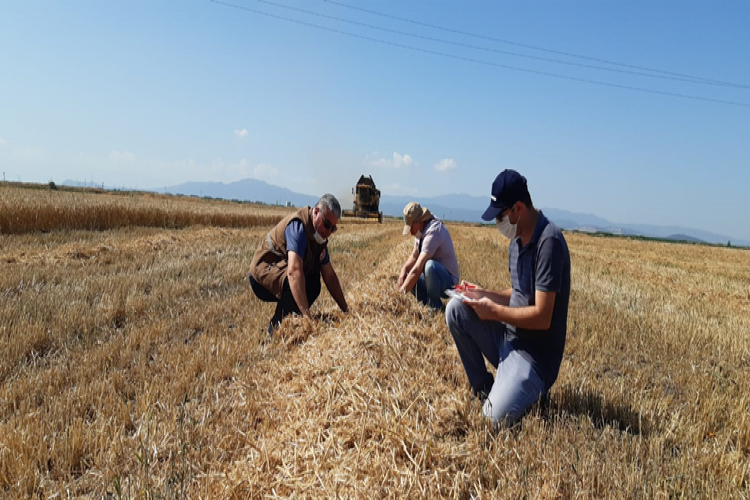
[445,169,571,425]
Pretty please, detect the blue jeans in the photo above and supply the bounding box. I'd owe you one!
[445,298,546,425]
[413,260,454,310]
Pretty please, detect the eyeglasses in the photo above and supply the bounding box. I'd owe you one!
[495,205,514,223]
[321,213,337,233]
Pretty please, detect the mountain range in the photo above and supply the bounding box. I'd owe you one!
[63,178,749,247]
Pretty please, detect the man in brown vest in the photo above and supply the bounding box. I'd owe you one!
[249,194,349,334]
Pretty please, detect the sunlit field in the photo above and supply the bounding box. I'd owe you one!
[0,182,289,235]
[1,184,749,498]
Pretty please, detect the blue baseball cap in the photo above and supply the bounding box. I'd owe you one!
[481,169,528,221]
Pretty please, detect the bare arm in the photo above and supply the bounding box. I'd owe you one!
[485,288,512,305]
[287,251,310,317]
[397,243,419,289]
[464,290,557,330]
[400,250,434,294]
[321,262,349,312]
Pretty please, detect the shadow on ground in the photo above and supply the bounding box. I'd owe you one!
[542,386,648,437]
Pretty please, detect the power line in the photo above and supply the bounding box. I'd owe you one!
[255,0,750,90]
[323,0,747,89]
[210,0,750,108]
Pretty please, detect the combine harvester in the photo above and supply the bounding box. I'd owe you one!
[343,175,383,223]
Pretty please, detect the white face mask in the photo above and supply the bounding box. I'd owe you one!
[313,231,327,245]
[496,207,518,239]
[415,230,423,239]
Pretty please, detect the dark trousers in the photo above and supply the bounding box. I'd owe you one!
[249,272,321,326]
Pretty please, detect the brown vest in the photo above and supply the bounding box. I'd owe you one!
[249,206,328,299]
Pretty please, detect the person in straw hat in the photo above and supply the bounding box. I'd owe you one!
[445,169,570,425]
[397,202,459,310]
[249,194,348,334]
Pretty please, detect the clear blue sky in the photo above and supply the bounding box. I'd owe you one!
[2,1,749,241]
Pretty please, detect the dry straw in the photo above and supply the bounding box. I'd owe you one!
[1,183,749,498]
[0,183,291,234]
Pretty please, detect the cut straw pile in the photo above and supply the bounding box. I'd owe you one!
[224,241,493,497]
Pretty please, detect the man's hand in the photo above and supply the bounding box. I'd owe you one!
[455,281,485,300]
[463,297,500,321]
[457,283,489,302]
[457,280,482,291]
[397,273,406,289]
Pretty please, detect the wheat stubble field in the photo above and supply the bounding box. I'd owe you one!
[1,184,749,498]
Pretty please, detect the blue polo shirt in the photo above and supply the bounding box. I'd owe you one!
[285,220,330,268]
[506,211,571,389]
